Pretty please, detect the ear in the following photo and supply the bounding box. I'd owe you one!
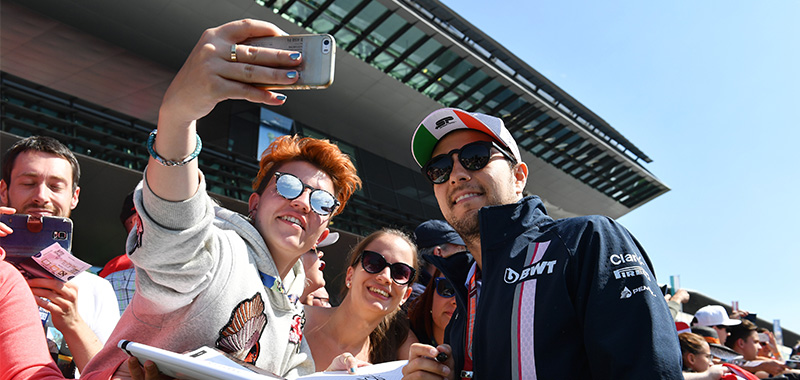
[248,192,260,213]
[70,186,80,210]
[345,265,354,287]
[512,162,528,195]
[316,229,330,246]
[685,352,697,367]
[433,246,443,257]
[0,180,8,207]
[400,284,413,305]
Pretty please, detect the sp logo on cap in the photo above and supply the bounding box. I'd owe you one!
[435,116,455,129]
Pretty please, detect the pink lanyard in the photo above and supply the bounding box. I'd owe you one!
[462,269,480,379]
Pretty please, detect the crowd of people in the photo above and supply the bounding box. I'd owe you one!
[1,18,798,380]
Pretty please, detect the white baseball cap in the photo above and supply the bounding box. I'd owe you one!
[694,305,742,327]
[411,108,522,168]
[318,232,339,248]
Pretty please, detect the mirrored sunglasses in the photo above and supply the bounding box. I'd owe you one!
[359,250,416,285]
[422,140,516,184]
[434,277,456,298]
[274,172,339,216]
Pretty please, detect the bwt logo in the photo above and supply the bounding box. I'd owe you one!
[504,260,557,284]
[435,116,455,129]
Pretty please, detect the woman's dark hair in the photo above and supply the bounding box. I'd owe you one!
[340,228,418,363]
[407,270,440,346]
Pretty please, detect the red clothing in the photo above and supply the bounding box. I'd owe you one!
[0,260,65,380]
[98,254,133,278]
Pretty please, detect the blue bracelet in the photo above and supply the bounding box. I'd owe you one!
[146,129,202,167]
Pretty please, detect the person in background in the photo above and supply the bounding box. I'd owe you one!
[413,220,466,287]
[726,320,798,379]
[0,136,120,376]
[300,232,336,307]
[79,19,360,379]
[679,332,732,380]
[666,288,691,321]
[756,328,784,362]
[692,305,742,346]
[304,229,418,372]
[99,192,138,314]
[407,269,457,348]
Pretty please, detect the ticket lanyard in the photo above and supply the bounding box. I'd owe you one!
[259,271,299,304]
[462,268,480,379]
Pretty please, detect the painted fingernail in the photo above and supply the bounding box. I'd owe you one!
[276,94,287,101]
[348,367,356,374]
[286,71,298,79]
[289,52,301,60]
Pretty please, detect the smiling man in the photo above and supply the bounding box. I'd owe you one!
[0,135,121,376]
[403,108,682,380]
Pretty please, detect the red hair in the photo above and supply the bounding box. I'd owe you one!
[252,135,360,216]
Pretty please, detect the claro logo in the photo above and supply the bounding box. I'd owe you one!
[504,260,557,284]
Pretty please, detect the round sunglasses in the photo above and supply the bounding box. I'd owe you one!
[273,172,339,216]
[359,250,416,285]
[433,277,456,298]
[422,140,516,184]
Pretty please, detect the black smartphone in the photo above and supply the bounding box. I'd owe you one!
[243,34,336,89]
[0,214,73,279]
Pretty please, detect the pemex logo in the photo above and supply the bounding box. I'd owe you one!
[504,268,520,283]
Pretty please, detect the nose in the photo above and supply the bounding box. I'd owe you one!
[31,183,50,205]
[290,188,312,213]
[448,153,471,184]
[374,266,393,284]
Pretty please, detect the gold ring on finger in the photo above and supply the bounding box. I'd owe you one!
[230,44,238,62]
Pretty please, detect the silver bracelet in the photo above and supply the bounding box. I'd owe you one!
[146,129,202,167]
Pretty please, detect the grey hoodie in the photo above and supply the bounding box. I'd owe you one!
[81,171,314,379]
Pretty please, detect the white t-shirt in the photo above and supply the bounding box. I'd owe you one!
[70,271,121,343]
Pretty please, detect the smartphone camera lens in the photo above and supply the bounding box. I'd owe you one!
[323,39,330,45]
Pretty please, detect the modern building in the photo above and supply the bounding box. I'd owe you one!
[1,0,669,295]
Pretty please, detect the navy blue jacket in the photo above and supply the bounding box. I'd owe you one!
[426,196,683,379]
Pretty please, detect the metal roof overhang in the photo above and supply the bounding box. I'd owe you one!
[2,0,666,221]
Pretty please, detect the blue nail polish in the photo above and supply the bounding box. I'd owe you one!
[289,53,301,60]
[276,94,287,101]
[349,367,356,374]
[286,71,298,79]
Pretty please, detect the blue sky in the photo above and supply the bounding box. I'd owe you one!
[441,0,800,335]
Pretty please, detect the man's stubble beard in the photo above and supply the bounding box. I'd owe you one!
[446,190,509,246]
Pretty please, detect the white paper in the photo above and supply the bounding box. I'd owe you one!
[32,243,91,281]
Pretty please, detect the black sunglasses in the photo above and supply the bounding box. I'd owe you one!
[359,250,416,285]
[422,140,516,184]
[273,172,339,216]
[433,277,455,298]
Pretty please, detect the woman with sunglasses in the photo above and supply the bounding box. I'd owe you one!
[80,20,361,380]
[407,270,457,348]
[304,229,419,372]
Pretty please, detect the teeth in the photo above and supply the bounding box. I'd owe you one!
[281,216,302,226]
[455,193,479,203]
[369,287,389,297]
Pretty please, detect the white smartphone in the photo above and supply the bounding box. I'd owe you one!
[244,34,336,90]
